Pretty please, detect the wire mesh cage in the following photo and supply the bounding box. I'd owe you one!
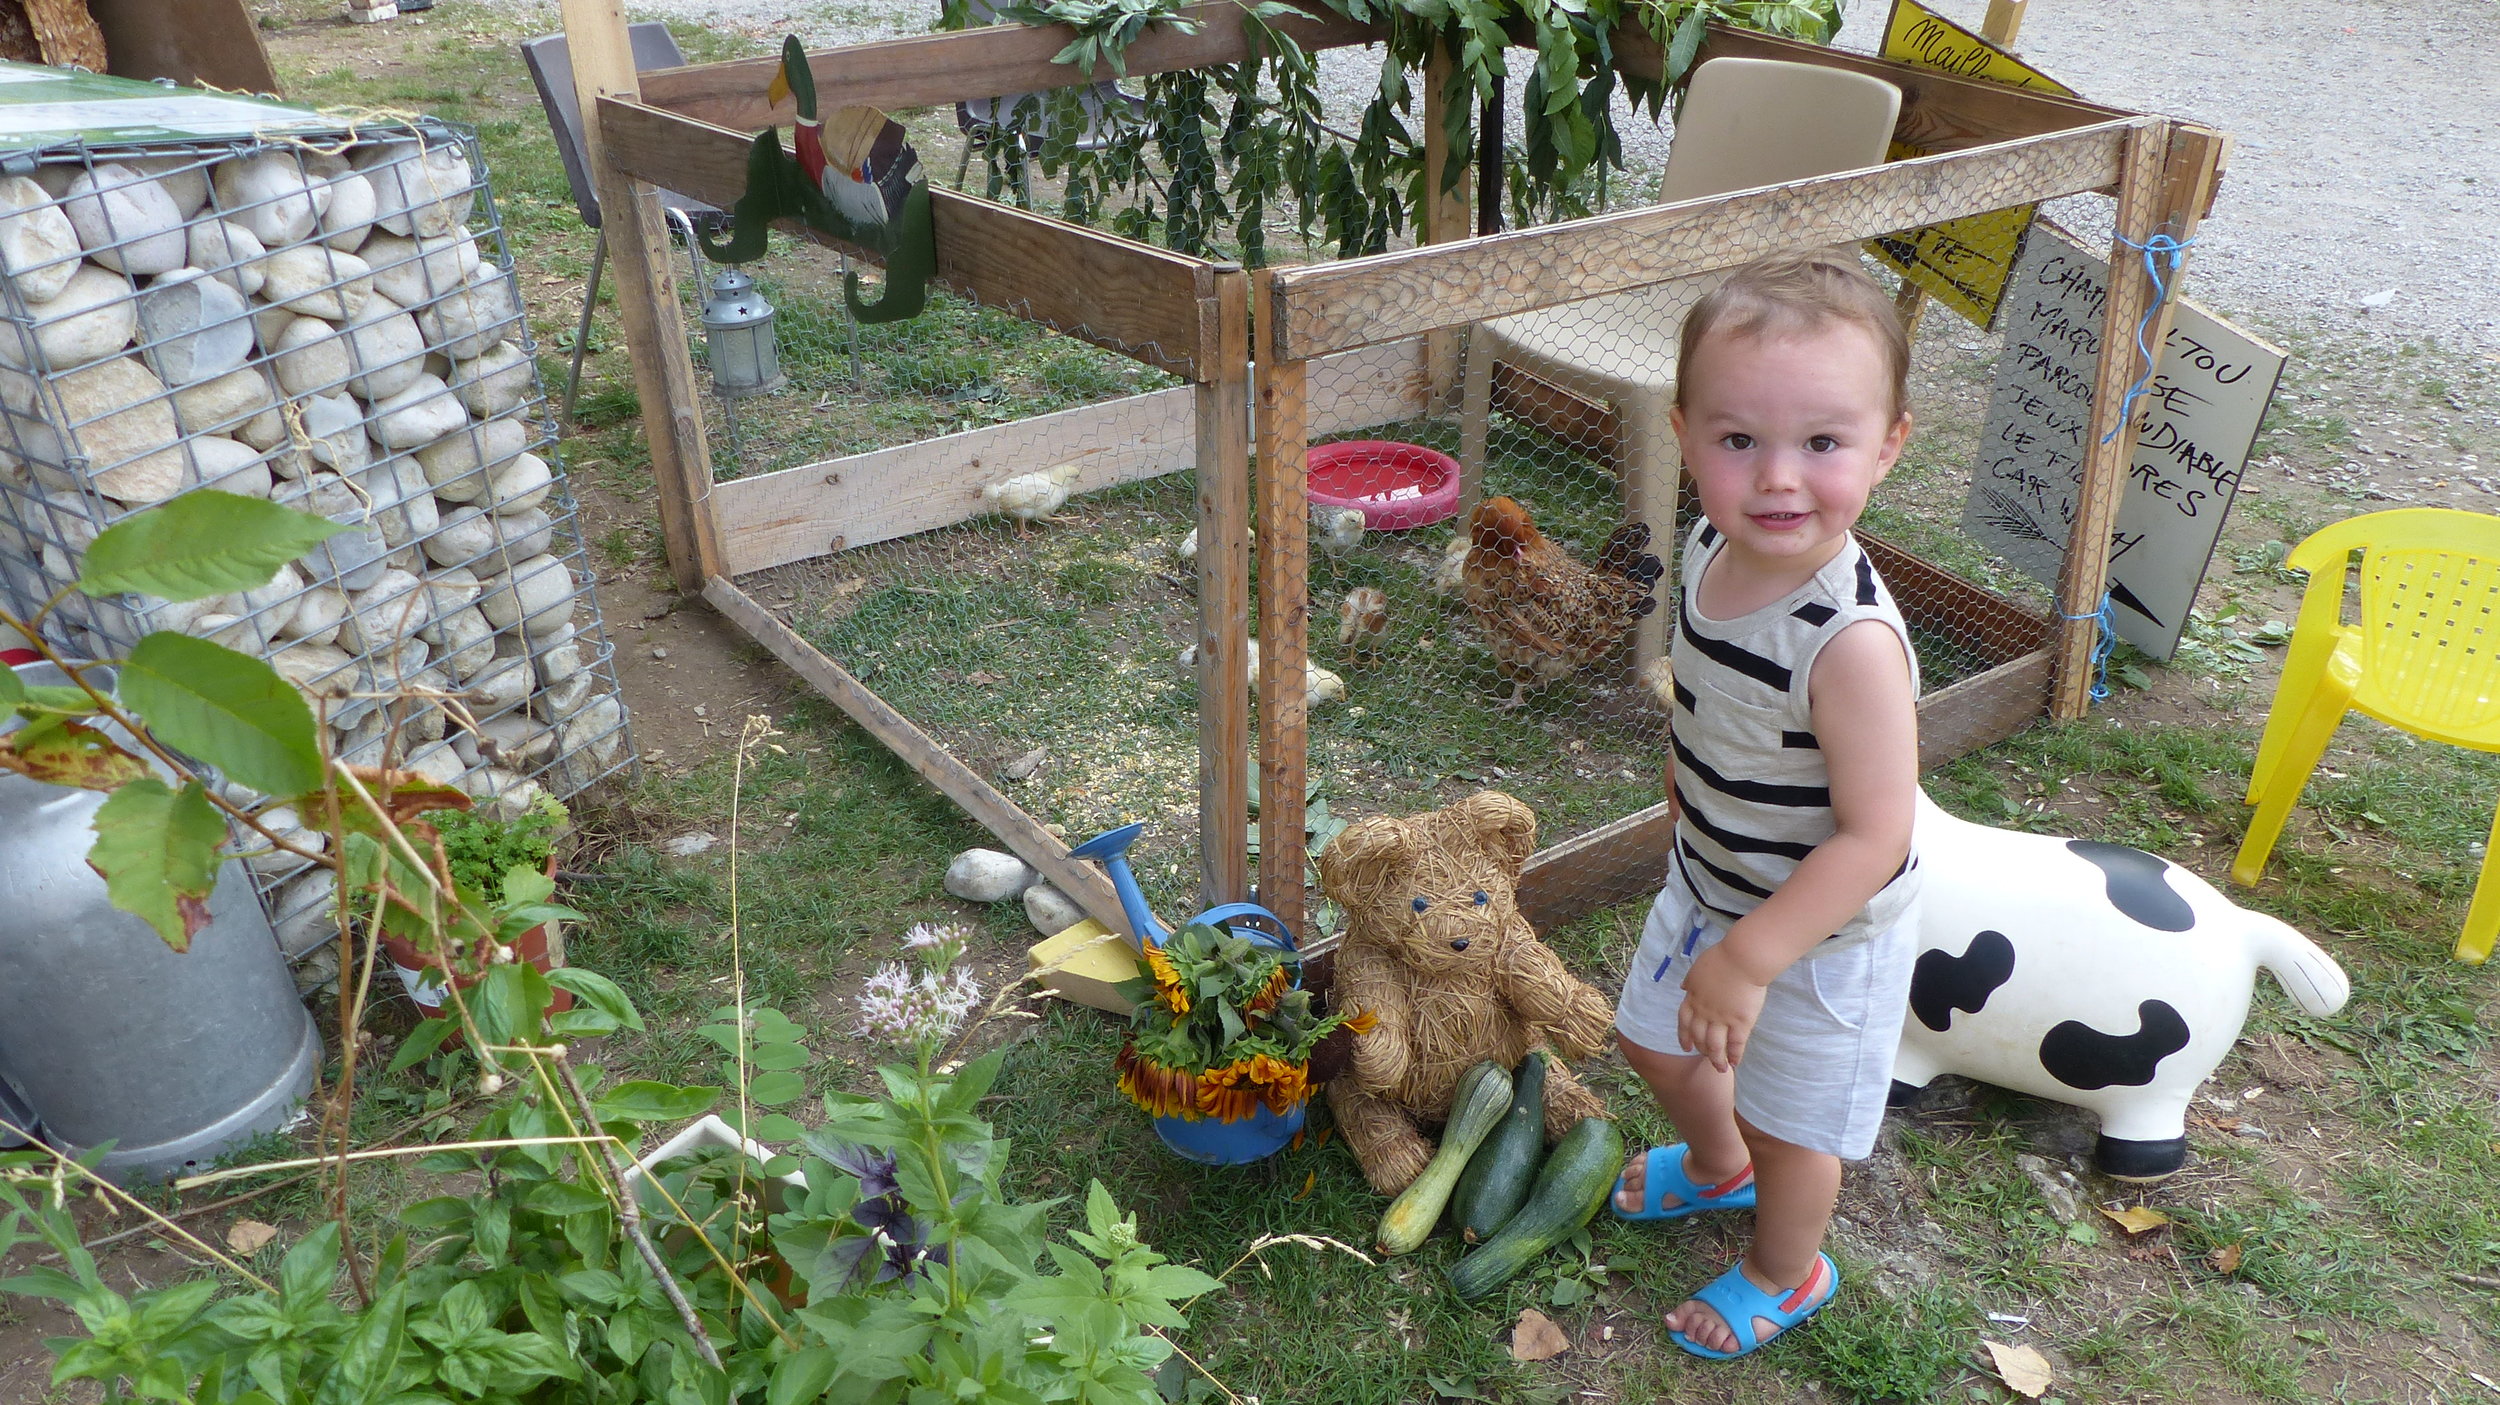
[600,10,2210,948]
[0,115,632,975]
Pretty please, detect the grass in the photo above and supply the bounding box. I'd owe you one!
[205,9,2500,1401]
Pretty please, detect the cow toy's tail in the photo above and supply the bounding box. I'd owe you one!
[2247,913,2351,1017]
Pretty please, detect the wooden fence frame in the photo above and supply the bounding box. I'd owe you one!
[557,0,2222,939]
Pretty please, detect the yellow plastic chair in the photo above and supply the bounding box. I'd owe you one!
[2231,509,2500,962]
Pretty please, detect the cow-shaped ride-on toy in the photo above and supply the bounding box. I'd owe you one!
[1892,794,2351,1180]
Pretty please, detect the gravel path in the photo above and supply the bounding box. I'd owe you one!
[588,0,2497,352]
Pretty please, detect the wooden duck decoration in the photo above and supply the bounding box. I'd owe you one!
[699,36,935,324]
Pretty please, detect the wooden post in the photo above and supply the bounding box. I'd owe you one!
[1252,269,1310,936]
[560,0,724,592]
[2053,117,2179,720]
[1421,42,1473,408]
[1982,0,2029,46]
[1196,265,1253,910]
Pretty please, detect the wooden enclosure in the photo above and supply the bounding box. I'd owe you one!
[556,0,2222,941]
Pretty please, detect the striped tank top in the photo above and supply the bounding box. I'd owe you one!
[1667,521,1921,948]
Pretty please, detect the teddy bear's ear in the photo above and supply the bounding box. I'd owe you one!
[1317,817,1422,914]
[1453,791,1538,877]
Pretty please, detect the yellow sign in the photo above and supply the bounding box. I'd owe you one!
[1866,0,2075,329]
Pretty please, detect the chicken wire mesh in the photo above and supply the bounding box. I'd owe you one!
[678,34,2137,940]
[0,117,632,973]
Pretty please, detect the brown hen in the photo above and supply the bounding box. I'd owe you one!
[1460,496,1665,708]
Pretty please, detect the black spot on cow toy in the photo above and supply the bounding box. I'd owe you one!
[1891,795,2350,1181]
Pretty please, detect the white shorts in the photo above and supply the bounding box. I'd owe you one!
[1614,882,1915,1160]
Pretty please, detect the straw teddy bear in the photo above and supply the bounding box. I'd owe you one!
[1316,791,1615,1195]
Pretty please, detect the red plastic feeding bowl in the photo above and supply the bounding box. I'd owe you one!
[1306,440,1463,531]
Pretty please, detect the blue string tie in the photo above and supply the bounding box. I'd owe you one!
[2100,232,2197,445]
[2059,592,2120,704]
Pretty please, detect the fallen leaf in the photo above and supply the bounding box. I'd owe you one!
[1509,1308,1570,1362]
[966,670,1005,686]
[227,1219,278,1254]
[2209,1242,2245,1273]
[1984,1339,2053,1398]
[2101,1204,2172,1235]
[1292,1171,1316,1202]
[1000,747,1047,781]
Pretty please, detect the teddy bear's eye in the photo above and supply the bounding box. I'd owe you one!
[1411,897,1429,912]
[1473,891,1490,906]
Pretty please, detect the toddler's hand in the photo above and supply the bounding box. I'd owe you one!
[1677,945,1768,1072]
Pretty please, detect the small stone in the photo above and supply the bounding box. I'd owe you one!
[356,138,476,239]
[363,228,480,307]
[187,219,267,297]
[50,356,185,503]
[257,244,374,321]
[416,264,521,360]
[649,646,668,660]
[0,175,82,304]
[474,553,576,637]
[214,151,325,248]
[338,292,426,400]
[0,263,137,371]
[272,869,339,957]
[1000,746,1047,781]
[369,373,469,449]
[1023,882,1086,937]
[134,268,253,386]
[663,831,717,857]
[945,848,1038,903]
[447,338,530,417]
[64,163,187,275]
[315,166,377,252]
[2357,287,2398,310]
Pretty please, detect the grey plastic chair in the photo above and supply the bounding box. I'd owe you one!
[520,26,724,423]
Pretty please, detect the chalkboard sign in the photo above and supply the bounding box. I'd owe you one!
[1963,223,2287,660]
[1866,0,2072,330]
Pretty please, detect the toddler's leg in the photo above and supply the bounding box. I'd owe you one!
[1614,1032,1748,1214]
[1664,1114,1840,1355]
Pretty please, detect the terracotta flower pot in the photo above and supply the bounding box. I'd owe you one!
[378,858,572,1034]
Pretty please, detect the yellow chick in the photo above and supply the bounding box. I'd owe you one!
[980,461,1082,535]
[1338,585,1388,662]
[1427,532,1469,596]
[1640,655,1675,713]
[1311,503,1366,558]
[1176,638,1345,707]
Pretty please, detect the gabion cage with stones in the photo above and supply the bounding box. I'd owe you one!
[0,116,630,970]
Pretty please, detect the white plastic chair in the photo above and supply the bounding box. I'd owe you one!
[1457,57,1902,663]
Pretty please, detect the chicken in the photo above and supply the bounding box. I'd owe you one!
[1338,585,1389,662]
[979,461,1081,535]
[1460,495,1664,709]
[1426,533,1468,596]
[1639,655,1676,713]
[1311,503,1367,558]
[1176,638,1346,707]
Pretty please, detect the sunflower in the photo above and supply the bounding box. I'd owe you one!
[1241,964,1290,1021]
[1193,1057,1262,1123]
[1344,1007,1380,1036]
[1143,946,1190,1017]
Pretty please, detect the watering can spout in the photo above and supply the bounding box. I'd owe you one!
[1067,822,1167,950]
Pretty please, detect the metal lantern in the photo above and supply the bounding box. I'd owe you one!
[699,266,785,398]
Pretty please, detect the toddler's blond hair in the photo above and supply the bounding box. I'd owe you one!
[1677,252,1910,420]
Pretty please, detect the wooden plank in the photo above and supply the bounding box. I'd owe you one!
[1265,120,2139,360]
[1638,23,2132,153]
[705,577,1130,934]
[1860,531,2050,667]
[1197,267,1253,910]
[1253,286,1310,936]
[85,0,275,92]
[563,0,724,591]
[598,98,1220,381]
[1514,647,2055,932]
[639,1,1381,133]
[709,335,1425,577]
[712,387,1199,575]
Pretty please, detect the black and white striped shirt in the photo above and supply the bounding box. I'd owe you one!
[1668,521,1921,947]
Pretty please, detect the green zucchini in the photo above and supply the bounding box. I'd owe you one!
[1448,1116,1625,1302]
[1376,1061,1512,1256]
[1452,1050,1547,1244]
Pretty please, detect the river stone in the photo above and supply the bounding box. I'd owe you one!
[258,244,373,321]
[422,505,497,569]
[186,219,268,298]
[544,692,626,793]
[270,316,349,399]
[1024,882,1086,937]
[0,263,137,371]
[488,505,556,562]
[476,553,574,637]
[0,176,82,304]
[244,805,326,879]
[317,168,377,252]
[190,610,261,651]
[340,568,427,651]
[528,620,580,684]
[185,434,269,497]
[468,647,534,713]
[137,591,227,636]
[272,870,338,957]
[366,455,440,546]
[403,740,465,786]
[135,268,253,386]
[362,228,479,306]
[213,152,324,248]
[172,365,276,441]
[337,292,425,400]
[311,516,390,592]
[398,667,452,744]
[127,155,210,220]
[415,414,525,502]
[369,373,467,448]
[476,712,555,771]
[237,561,306,640]
[424,603,496,678]
[54,357,187,503]
[420,564,483,617]
[270,638,355,701]
[281,583,348,646]
[415,264,519,360]
[356,139,475,238]
[487,450,554,514]
[946,849,1038,903]
[447,338,530,417]
[64,164,187,275]
[536,669,595,722]
[474,768,550,823]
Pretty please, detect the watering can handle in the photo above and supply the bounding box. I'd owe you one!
[1189,902,1297,951]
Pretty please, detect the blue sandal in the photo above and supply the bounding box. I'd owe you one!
[1669,1253,1838,1360]
[1610,1143,1757,1222]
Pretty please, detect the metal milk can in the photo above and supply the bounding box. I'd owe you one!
[0,659,320,1182]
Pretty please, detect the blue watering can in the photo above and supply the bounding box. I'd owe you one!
[1068,821,1306,1166]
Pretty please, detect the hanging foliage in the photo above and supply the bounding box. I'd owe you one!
[954,0,1843,263]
